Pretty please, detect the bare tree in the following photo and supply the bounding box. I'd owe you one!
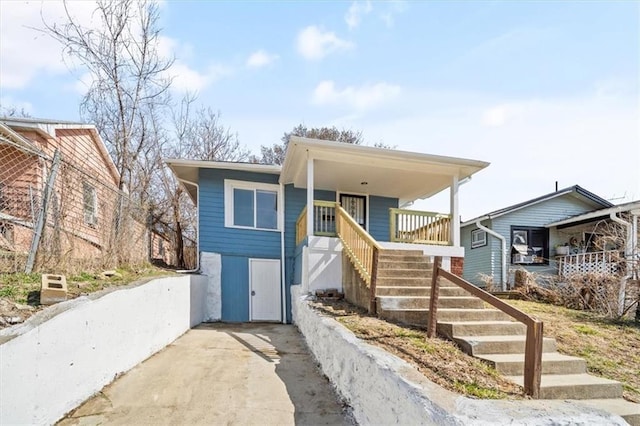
[150,96,250,268]
[252,124,364,165]
[44,0,172,193]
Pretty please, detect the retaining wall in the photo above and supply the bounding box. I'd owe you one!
[0,274,208,425]
[291,285,627,425]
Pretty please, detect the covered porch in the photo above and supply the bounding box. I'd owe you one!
[281,137,489,295]
[282,136,490,250]
[547,201,640,279]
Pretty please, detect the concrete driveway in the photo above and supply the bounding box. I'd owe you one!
[59,323,352,425]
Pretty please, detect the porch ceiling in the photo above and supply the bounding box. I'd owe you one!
[280,137,489,204]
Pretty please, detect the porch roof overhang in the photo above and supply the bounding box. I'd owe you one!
[165,159,281,205]
[280,137,489,205]
[546,200,640,229]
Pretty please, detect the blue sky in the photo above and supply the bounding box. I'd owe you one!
[1,0,638,219]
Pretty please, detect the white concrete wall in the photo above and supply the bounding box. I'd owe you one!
[0,275,208,425]
[291,285,627,425]
[306,236,343,292]
[200,251,222,321]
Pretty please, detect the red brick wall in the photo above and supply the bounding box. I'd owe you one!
[451,256,464,277]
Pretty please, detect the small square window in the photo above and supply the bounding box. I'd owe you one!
[471,229,487,248]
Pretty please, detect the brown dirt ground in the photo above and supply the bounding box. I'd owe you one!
[310,297,640,402]
[309,298,524,399]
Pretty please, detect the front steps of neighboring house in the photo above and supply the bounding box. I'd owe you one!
[374,249,640,425]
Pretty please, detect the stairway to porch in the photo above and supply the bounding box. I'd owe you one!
[373,249,640,425]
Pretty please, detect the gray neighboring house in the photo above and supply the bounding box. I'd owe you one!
[460,185,612,289]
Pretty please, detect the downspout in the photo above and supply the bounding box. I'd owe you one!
[475,220,507,291]
[632,212,639,280]
[610,212,632,316]
[177,178,200,274]
[280,182,287,324]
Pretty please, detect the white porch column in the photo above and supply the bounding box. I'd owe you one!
[306,155,314,237]
[450,174,460,246]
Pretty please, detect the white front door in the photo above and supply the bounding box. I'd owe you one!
[249,259,281,322]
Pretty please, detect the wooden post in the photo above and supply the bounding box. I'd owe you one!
[369,248,379,314]
[427,256,442,338]
[25,150,61,274]
[524,320,543,398]
[389,209,396,242]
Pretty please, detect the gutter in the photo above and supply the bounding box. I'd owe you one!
[280,182,287,324]
[475,220,507,291]
[176,178,200,274]
[609,212,632,316]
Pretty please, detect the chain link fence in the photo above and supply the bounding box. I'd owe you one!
[0,132,159,274]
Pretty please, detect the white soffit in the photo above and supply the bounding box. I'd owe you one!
[281,137,489,203]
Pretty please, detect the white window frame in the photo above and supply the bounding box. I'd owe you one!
[224,179,283,232]
[83,182,98,227]
[471,229,487,249]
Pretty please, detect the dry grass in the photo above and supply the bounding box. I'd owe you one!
[0,265,174,328]
[509,299,640,403]
[310,299,524,400]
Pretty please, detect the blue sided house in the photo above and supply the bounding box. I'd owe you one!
[167,137,489,323]
[460,185,613,290]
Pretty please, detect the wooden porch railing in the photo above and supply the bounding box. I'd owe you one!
[295,206,307,246]
[336,205,381,312]
[389,208,451,245]
[428,256,543,399]
[557,250,622,277]
[295,201,339,246]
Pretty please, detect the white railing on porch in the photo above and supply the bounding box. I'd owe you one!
[389,208,451,245]
[557,250,622,277]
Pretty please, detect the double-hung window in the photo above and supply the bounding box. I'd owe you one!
[224,180,281,231]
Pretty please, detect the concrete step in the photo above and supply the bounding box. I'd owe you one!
[376,276,432,287]
[577,399,640,426]
[376,286,467,297]
[506,374,623,400]
[453,335,557,355]
[377,268,432,278]
[378,296,484,310]
[377,254,429,263]
[378,308,511,326]
[378,261,431,270]
[378,249,424,257]
[477,352,587,375]
[437,321,526,338]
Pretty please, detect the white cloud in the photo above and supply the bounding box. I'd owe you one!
[481,104,525,127]
[0,1,99,89]
[312,80,401,111]
[345,1,372,30]
[378,0,407,28]
[296,26,354,61]
[166,63,232,93]
[246,50,279,68]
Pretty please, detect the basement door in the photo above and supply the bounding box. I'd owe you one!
[249,259,281,322]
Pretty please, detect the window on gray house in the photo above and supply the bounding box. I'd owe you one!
[511,226,548,265]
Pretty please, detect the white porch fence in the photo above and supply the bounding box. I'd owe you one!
[557,250,622,277]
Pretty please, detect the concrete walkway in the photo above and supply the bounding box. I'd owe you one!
[59,323,352,425]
